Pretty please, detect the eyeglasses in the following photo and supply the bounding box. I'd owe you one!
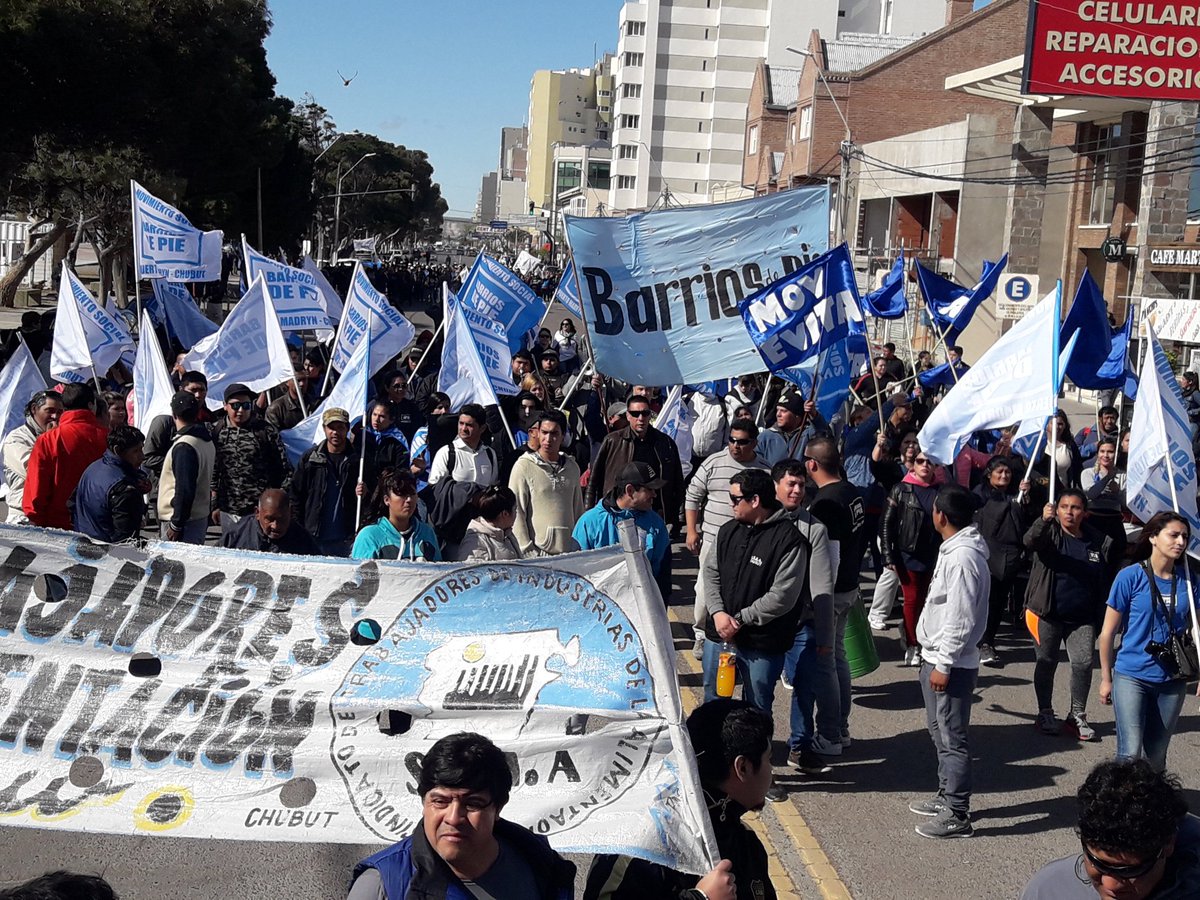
[227,401,253,411]
[1079,844,1165,882]
[628,410,651,418]
[914,458,933,466]
[729,437,753,446]
[729,492,747,505]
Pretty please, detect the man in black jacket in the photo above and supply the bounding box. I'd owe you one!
[584,699,775,900]
[699,468,806,710]
[222,488,318,555]
[70,425,150,543]
[290,408,362,557]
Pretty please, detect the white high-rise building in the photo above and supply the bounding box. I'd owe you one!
[608,0,946,211]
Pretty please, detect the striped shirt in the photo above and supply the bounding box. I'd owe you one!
[684,448,770,541]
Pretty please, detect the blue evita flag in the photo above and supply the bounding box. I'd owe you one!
[915,254,1008,344]
[554,260,584,318]
[862,250,907,319]
[565,187,831,385]
[917,359,970,389]
[739,243,866,372]
[778,337,860,423]
[152,279,219,350]
[457,254,545,353]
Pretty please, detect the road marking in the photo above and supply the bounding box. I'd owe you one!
[670,609,854,900]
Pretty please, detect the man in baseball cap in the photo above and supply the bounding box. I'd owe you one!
[757,390,828,466]
[572,461,670,575]
[290,406,361,556]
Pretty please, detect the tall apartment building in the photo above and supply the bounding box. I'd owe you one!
[526,57,615,209]
[608,0,947,211]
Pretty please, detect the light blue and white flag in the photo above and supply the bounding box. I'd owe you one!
[50,263,136,384]
[554,260,584,318]
[302,255,344,321]
[243,237,336,336]
[0,339,47,440]
[919,284,1077,464]
[182,275,295,410]
[330,264,416,375]
[456,254,545,353]
[1127,322,1200,557]
[439,301,521,412]
[565,187,830,384]
[281,317,375,464]
[653,385,694,478]
[151,279,219,350]
[131,180,224,282]
[130,310,176,429]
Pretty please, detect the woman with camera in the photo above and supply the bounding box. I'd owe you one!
[1100,511,1199,772]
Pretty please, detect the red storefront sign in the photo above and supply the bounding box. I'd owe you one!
[1024,1,1200,100]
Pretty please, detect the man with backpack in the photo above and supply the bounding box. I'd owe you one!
[428,404,499,488]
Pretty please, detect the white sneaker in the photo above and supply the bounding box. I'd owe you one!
[810,734,843,757]
[902,646,916,667]
[868,618,889,632]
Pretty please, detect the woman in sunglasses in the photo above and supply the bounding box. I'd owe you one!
[552,318,581,375]
[881,447,944,666]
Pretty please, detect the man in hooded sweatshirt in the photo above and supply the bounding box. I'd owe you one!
[573,462,669,575]
[910,483,990,840]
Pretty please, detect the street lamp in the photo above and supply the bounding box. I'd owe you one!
[785,46,853,244]
[332,152,377,262]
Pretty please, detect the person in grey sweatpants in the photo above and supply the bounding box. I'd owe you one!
[911,484,990,839]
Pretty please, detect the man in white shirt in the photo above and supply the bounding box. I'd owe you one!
[428,403,499,488]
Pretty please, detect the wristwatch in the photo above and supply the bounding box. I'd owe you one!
[733,610,745,627]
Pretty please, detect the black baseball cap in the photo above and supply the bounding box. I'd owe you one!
[223,383,253,403]
[171,390,201,418]
[617,462,666,491]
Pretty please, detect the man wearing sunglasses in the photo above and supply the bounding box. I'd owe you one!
[212,383,293,540]
[1021,758,1200,898]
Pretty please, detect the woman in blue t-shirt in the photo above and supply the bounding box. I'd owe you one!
[1100,511,1199,772]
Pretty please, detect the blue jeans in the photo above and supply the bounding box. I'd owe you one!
[1112,671,1187,772]
[787,622,842,751]
[701,639,784,712]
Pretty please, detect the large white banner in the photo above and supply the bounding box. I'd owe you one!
[131,181,223,282]
[0,525,715,872]
[330,264,416,373]
[1142,296,1200,344]
[564,187,830,385]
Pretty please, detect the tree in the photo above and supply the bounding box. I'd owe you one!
[0,0,311,303]
[316,133,449,258]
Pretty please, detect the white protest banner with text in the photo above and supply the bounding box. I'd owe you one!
[131,180,223,282]
[0,528,715,873]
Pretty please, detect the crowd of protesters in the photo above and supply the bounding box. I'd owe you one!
[4,276,1200,897]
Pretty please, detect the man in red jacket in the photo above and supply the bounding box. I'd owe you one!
[24,382,108,530]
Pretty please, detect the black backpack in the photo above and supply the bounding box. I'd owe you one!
[419,442,497,548]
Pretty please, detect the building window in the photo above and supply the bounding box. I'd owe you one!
[748,124,759,155]
[598,89,611,97]
[698,121,704,133]
[619,144,639,159]
[790,121,796,144]
[589,161,611,190]
[624,52,643,67]
[622,83,642,99]
[799,105,813,140]
[702,60,707,71]
[556,161,582,193]
[697,152,701,163]
[621,114,640,128]
[700,90,705,102]
[618,175,636,191]
[1088,124,1121,225]
[704,28,709,39]
[626,20,645,36]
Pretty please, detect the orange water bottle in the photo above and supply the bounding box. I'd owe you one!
[716,642,737,698]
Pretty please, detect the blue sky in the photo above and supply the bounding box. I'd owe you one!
[265,1,624,216]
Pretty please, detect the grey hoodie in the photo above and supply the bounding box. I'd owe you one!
[917,524,991,673]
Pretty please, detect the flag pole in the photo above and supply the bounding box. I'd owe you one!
[356,308,373,528]
[556,355,594,413]
[321,302,350,396]
[494,396,519,451]
[407,318,445,387]
[291,371,309,419]
[1017,418,1050,503]
[1048,280,1063,508]
[89,366,104,398]
[130,181,144,330]
[754,373,774,426]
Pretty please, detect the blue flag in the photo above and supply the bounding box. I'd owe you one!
[457,254,546,353]
[152,279,219,350]
[915,254,1008,345]
[917,360,970,389]
[1061,271,1137,397]
[862,250,907,319]
[554,260,584,318]
[778,337,860,422]
[739,244,866,372]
